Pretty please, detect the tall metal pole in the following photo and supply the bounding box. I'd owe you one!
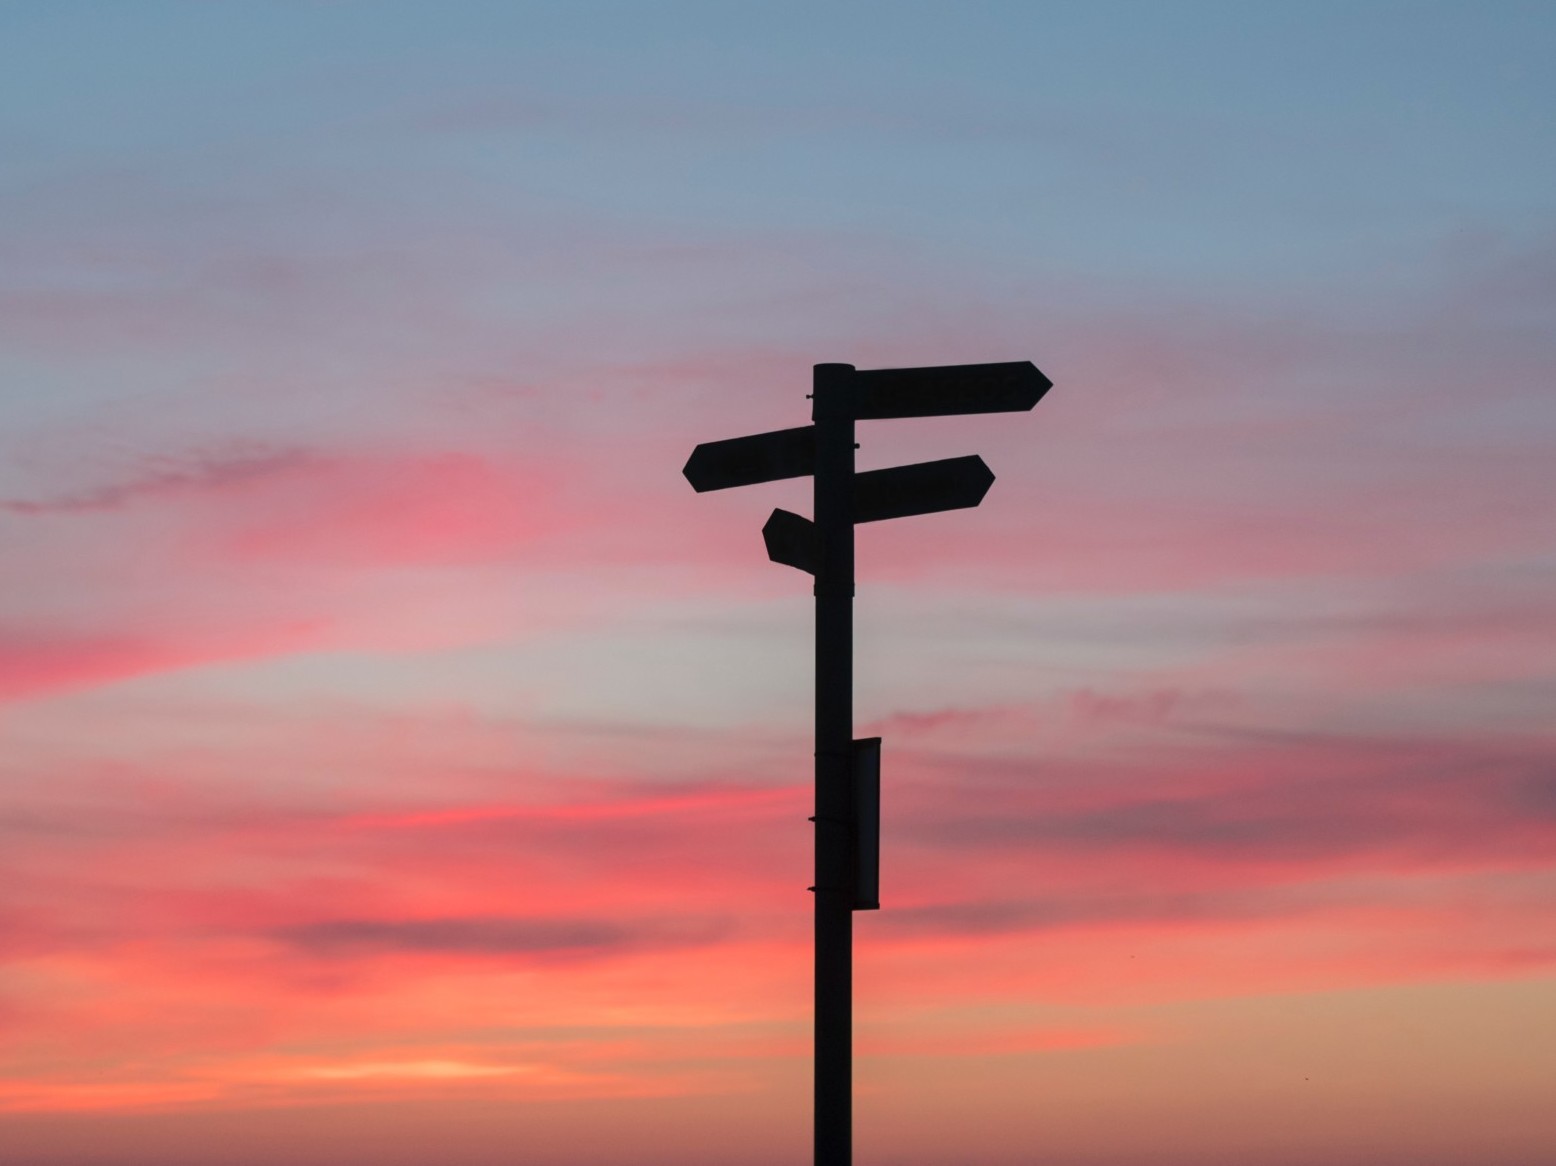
[811,362,855,1166]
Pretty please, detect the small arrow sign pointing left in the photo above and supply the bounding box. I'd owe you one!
[683,425,815,492]
[763,508,818,574]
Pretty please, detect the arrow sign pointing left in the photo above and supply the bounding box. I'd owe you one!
[682,425,815,492]
[763,508,818,574]
[853,455,994,523]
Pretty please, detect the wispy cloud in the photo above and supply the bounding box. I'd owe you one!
[0,620,328,703]
[277,914,732,959]
[908,734,1556,872]
[0,445,318,516]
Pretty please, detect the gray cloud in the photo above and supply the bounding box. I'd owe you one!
[880,887,1319,939]
[907,742,1556,867]
[0,445,318,515]
[276,913,732,959]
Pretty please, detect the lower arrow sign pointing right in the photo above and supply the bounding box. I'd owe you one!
[852,455,994,523]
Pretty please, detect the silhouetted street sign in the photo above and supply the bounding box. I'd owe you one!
[852,455,994,523]
[682,358,1051,1166]
[852,738,880,912]
[852,360,1050,419]
[682,424,815,492]
[764,508,818,574]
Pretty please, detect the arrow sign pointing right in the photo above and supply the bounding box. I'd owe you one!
[853,455,994,523]
[683,425,815,493]
[853,360,1051,419]
[759,458,996,572]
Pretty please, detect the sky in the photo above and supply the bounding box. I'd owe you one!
[1,2,1554,1163]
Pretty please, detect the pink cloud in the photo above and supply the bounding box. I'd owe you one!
[213,451,569,568]
[2,234,1553,1132]
[2,708,1552,1117]
[0,620,328,703]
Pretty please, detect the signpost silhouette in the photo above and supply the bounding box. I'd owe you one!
[683,359,1052,1166]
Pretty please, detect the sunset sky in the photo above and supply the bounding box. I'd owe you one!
[2,3,1554,1164]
